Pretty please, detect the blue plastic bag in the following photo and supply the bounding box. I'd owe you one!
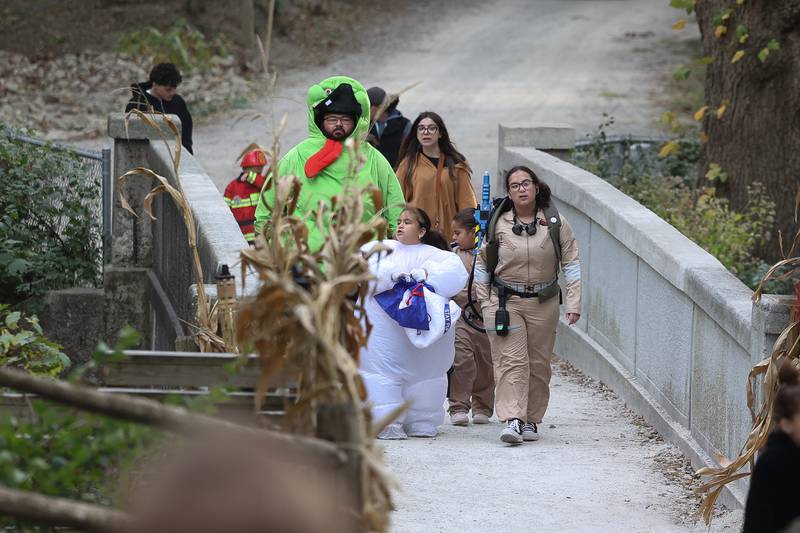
[374,280,432,331]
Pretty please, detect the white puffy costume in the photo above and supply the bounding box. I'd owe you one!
[360,240,468,439]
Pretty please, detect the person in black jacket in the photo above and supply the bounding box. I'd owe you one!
[367,86,410,169]
[743,359,800,533]
[125,63,193,154]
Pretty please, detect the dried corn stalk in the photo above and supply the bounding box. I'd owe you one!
[695,188,800,523]
[237,137,395,532]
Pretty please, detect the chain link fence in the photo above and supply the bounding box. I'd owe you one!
[1,128,111,288]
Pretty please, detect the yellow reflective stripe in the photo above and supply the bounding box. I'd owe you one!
[249,192,260,202]
[224,197,232,205]
[242,232,255,241]
[246,171,258,184]
[229,197,257,208]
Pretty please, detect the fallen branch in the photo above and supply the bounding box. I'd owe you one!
[0,486,132,531]
[0,368,345,466]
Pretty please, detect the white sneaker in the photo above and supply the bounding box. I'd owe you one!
[472,413,490,424]
[377,424,407,440]
[522,422,540,441]
[450,412,469,426]
[500,418,523,444]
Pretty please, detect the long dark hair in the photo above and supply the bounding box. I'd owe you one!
[403,206,449,251]
[504,165,551,209]
[397,111,471,194]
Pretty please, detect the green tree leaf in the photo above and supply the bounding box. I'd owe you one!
[673,65,692,80]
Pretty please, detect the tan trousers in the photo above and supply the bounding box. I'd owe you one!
[482,294,559,423]
[448,319,494,416]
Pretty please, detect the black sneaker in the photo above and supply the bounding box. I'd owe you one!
[500,418,523,444]
[522,422,540,441]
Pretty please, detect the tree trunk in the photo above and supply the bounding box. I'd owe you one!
[695,1,800,260]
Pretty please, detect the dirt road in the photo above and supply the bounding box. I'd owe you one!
[194,0,697,191]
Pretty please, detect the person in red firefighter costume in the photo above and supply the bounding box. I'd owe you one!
[224,149,269,244]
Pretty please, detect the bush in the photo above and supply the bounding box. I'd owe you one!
[575,120,783,292]
[0,304,70,377]
[0,402,158,530]
[115,18,230,74]
[0,326,158,530]
[0,125,102,306]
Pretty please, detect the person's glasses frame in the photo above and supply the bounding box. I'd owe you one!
[323,116,354,126]
[417,125,439,134]
[508,179,535,192]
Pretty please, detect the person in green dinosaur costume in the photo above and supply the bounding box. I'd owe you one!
[254,76,405,251]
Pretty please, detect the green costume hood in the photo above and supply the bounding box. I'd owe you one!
[254,76,405,252]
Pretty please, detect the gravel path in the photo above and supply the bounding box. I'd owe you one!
[381,360,743,533]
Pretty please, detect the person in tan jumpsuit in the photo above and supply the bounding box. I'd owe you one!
[475,165,581,444]
[395,111,477,239]
[448,208,495,426]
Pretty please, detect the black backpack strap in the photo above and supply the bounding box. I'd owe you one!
[484,197,513,281]
[543,204,562,265]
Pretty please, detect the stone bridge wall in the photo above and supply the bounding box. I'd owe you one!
[498,124,791,508]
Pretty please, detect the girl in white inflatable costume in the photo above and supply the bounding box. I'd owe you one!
[361,207,468,439]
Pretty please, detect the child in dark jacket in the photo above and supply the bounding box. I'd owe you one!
[224,149,269,244]
[743,359,800,533]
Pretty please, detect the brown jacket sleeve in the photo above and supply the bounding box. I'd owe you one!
[559,215,581,315]
[455,166,477,211]
[395,159,412,202]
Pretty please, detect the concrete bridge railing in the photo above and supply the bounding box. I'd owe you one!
[498,124,791,508]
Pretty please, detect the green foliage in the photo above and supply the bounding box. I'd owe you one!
[670,0,696,14]
[673,65,692,81]
[575,120,783,292]
[0,324,157,530]
[115,18,230,73]
[0,125,102,306]
[758,38,780,62]
[0,304,70,377]
[0,402,159,530]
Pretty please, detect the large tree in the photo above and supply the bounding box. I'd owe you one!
[694,0,800,259]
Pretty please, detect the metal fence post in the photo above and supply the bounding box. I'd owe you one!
[102,148,112,265]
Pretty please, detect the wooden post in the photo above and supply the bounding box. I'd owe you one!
[0,486,133,530]
[316,404,364,531]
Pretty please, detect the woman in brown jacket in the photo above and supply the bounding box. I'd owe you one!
[395,112,477,240]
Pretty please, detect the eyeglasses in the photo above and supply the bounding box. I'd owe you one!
[508,179,534,192]
[417,125,439,134]
[323,116,354,125]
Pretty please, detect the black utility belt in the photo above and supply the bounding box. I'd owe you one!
[493,278,559,300]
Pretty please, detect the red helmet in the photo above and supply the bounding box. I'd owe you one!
[240,149,267,168]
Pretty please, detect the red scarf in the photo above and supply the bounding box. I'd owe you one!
[304,138,343,178]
